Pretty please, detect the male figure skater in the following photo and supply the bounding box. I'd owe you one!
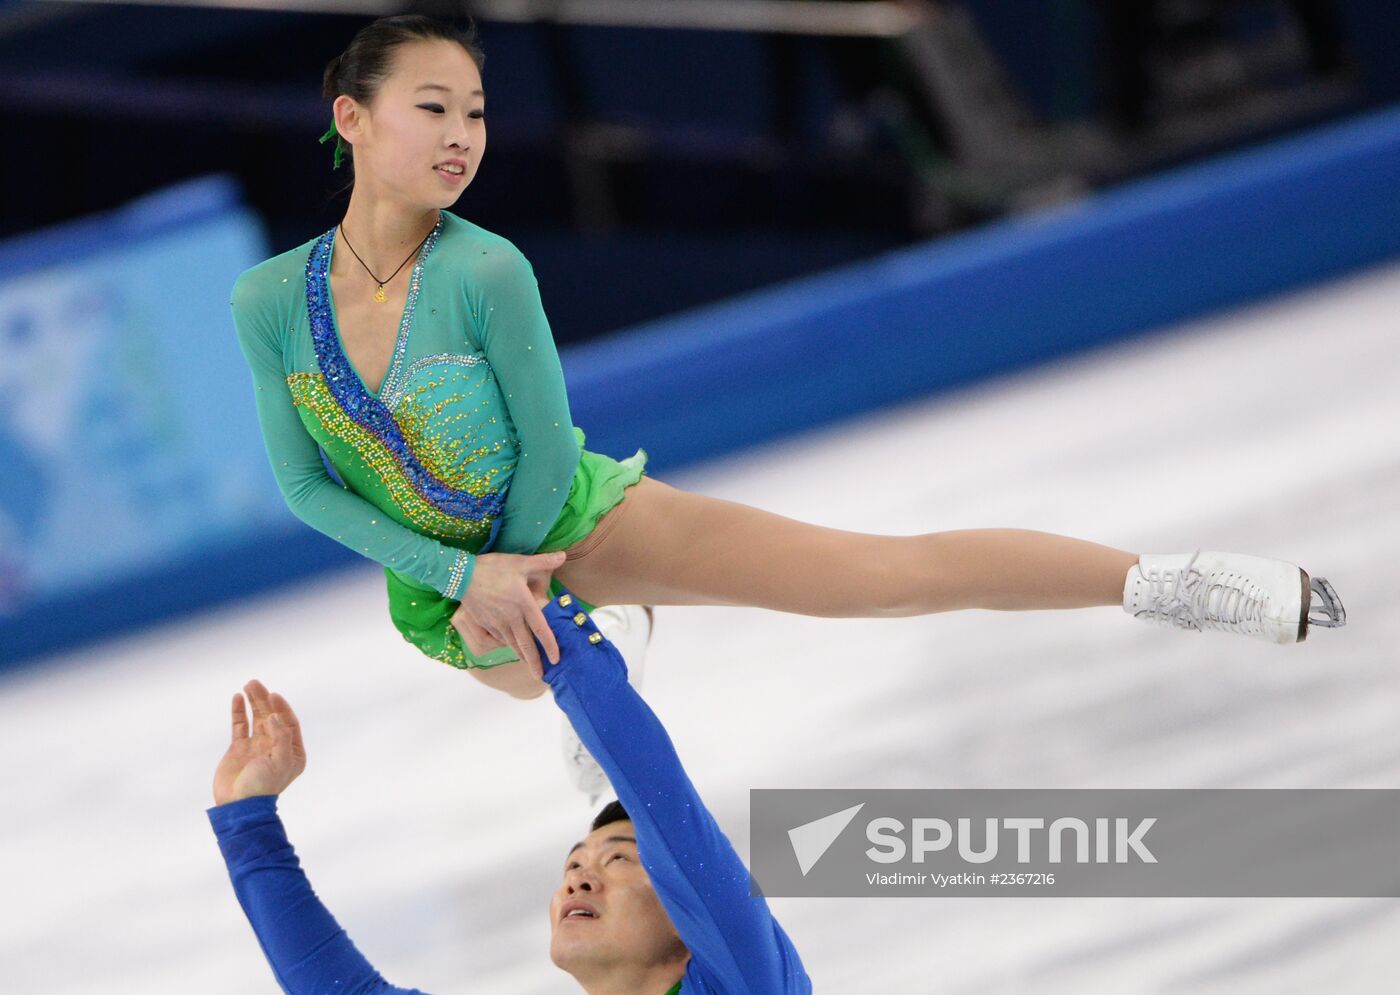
[208,592,811,993]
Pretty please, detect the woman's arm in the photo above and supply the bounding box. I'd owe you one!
[234,269,567,665]
[231,270,475,600]
[469,245,580,555]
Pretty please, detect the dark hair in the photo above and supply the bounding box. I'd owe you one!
[591,800,630,833]
[321,13,486,195]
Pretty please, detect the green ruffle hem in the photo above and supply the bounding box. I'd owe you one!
[386,427,647,669]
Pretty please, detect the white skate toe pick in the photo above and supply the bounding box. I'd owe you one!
[1123,551,1345,645]
[560,604,655,803]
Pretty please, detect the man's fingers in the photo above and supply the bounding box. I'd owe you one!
[526,551,566,582]
[459,608,506,648]
[478,618,510,651]
[267,691,295,723]
[268,693,304,752]
[244,679,271,726]
[459,630,482,657]
[526,577,552,604]
[267,714,293,760]
[525,559,557,588]
[230,693,249,742]
[461,624,491,657]
[486,621,512,647]
[456,615,503,657]
[510,619,544,680]
[524,600,560,666]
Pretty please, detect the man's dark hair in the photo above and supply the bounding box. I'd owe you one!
[591,800,630,833]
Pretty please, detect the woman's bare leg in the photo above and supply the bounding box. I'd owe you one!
[555,476,1138,616]
[466,660,548,699]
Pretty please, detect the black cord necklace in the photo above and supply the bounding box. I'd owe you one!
[337,222,433,303]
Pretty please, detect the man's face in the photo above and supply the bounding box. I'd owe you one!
[548,819,689,975]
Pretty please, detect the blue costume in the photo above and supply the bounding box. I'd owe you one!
[208,591,812,994]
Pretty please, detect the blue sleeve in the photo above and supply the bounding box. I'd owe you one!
[207,795,431,995]
[539,594,811,995]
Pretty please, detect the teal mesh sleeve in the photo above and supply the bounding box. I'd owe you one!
[469,244,581,554]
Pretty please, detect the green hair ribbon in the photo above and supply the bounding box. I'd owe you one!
[318,118,348,170]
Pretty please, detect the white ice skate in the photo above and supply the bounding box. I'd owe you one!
[1124,551,1346,644]
[561,603,654,805]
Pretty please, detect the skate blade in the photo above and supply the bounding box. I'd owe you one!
[1307,576,1346,629]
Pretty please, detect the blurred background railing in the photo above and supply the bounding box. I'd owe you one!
[6,1,1399,337]
[3,0,1398,668]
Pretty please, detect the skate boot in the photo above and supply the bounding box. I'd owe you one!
[1123,551,1346,645]
[561,603,654,804]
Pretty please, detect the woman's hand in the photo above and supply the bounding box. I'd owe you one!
[212,679,307,806]
[452,550,566,678]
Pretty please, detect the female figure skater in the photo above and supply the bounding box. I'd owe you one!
[230,16,1345,705]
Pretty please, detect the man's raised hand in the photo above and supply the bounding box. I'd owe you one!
[212,679,308,805]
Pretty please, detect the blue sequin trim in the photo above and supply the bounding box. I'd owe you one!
[305,219,505,525]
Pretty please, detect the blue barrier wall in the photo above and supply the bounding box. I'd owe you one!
[4,105,1399,670]
[564,104,1400,471]
[0,177,306,667]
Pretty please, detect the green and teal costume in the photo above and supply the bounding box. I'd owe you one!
[230,210,646,669]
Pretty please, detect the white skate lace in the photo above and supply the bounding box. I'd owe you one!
[1142,551,1269,636]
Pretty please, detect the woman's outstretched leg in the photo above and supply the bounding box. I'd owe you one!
[554,477,1138,617]
[459,475,1341,703]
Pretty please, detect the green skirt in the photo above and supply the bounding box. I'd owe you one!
[386,428,647,669]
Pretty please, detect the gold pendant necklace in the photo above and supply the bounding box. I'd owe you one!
[338,223,433,303]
